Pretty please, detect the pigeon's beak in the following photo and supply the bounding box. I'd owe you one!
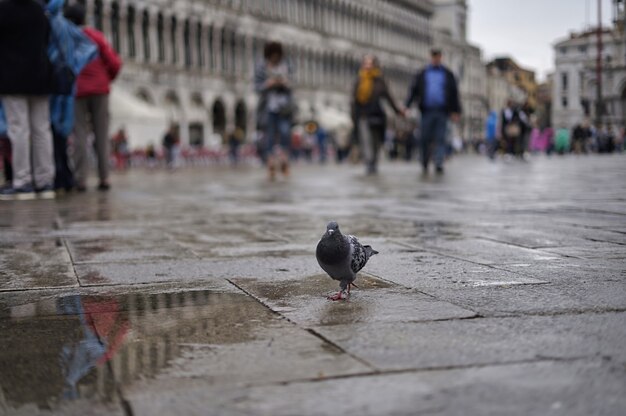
[327,230,334,235]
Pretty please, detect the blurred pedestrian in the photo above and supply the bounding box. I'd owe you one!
[51,0,98,192]
[485,110,498,159]
[162,124,178,168]
[0,0,55,200]
[316,125,328,164]
[228,127,244,165]
[0,103,12,189]
[554,126,570,155]
[111,127,130,170]
[254,41,295,181]
[501,100,523,159]
[572,120,591,154]
[529,122,542,154]
[351,54,403,175]
[405,48,461,175]
[66,3,122,192]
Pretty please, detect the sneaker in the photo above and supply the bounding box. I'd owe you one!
[36,184,56,199]
[435,165,444,175]
[0,184,36,201]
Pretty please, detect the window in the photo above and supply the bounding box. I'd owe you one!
[578,45,587,53]
[196,23,204,68]
[184,20,192,68]
[170,17,178,64]
[559,47,567,54]
[111,2,120,52]
[562,97,568,108]
[561,72,568,90]
[208,26,214,71]
[142,11,150,61]
[127,6,136,58]
[157,14,165,62]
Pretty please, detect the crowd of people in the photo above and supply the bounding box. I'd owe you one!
[0,0,120,200]
[252,43,461,180]
[2,1,620,199]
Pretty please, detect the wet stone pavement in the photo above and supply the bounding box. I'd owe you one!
[1,154,625,416]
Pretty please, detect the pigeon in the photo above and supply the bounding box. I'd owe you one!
[316,221,378,300]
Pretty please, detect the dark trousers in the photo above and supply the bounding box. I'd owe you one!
[0,136,12,183]
[53,129,74,190]
[420,111,448,168]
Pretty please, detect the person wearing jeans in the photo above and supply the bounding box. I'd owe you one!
[65,3,122,192]
[351,54,403,175]
[405,48,461,175]
[0,0,55,200]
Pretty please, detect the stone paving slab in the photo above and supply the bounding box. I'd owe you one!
[123,359,626,416]
[313,312,626,371]
[0,241,77,291]
[232,273,476,327]
[0,155,625,414]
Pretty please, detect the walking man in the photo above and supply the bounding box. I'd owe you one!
[405,48,461,174]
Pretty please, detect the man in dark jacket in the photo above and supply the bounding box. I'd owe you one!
[405,49,461,174]
[0,0,55,200]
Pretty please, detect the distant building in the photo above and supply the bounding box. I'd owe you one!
[552,7,626,129]
[431,0,488,140]
[78,0,435,149]
[535,76,553,128]
[486,57,538,110]
[485,65,527,113]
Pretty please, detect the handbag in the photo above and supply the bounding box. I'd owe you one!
[505,122,521,137]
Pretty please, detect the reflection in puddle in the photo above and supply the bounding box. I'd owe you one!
[0,290,268,412]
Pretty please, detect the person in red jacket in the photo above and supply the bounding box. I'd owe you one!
[65,4,122,191]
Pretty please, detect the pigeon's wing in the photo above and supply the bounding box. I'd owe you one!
[348,235,369,274]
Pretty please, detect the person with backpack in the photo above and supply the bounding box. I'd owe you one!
[47,0,97,192]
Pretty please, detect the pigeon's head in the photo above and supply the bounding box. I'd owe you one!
[325,221,340,236]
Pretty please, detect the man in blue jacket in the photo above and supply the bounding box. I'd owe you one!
[405,49,461,175]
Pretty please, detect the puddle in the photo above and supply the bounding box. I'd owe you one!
[0,290,274,411]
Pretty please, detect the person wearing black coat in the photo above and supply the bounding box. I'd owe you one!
[405,49,461,174]
[0,0,55,200]
[500,100,524,157]
[351,54,403,175]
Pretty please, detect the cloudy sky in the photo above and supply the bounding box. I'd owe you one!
[468,0,615,81]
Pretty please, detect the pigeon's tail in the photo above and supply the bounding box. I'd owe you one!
[364,245,378,257]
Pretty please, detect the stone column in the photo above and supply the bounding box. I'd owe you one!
[176,15,185,69]
[118,6,128,58]
[163,13,173,66]
[135,9,145,63]
[213,25,222,75]
[102,0,112,44]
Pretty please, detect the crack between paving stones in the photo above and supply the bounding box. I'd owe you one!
[391,239,564,279]
[61,237,83,288]
[238,355,596,389]
[224,278,379,372]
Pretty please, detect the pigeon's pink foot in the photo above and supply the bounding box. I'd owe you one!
[327,291,346,301]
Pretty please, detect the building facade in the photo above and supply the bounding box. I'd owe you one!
[485,66,528,112]
[78,0,435,149]
[486,57,538,110]
[552,10,626,129]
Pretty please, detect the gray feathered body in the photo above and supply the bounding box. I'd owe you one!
[316,225,377,291]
